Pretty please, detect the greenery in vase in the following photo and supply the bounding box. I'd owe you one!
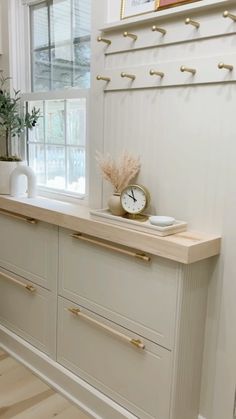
[0,75,40,161]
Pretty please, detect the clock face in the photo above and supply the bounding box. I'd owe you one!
[121,185,149,215]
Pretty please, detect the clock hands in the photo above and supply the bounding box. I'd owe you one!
[126,192,137,202]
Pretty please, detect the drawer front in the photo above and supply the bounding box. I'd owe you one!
[0,268,56,357]
[59,228,180,349]
[58,297,172,419]
[0,213,58,290]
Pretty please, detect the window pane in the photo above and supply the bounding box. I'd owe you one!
[28,101,44,143]
[74,41,90,88]
[30,0,91,91]
[28,144,46,185]
[33,50,50,92]
[67,99,86,146]
[46,100,65,144]
[46,146,65,189]
[31,2,49,49]
[67,147,85,194]
[51,46,73,90]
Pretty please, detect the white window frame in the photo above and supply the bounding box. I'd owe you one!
[10,0,90,203]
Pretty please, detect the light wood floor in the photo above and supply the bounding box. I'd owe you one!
[0,348,91,418]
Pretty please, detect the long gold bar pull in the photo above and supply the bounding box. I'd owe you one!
[68,307,145,350]
[0,270,36,293]
[180,65,196,75]
[152,25,166,35]
[223,10,236,21]
[71,233,151,262]
[96,75,111,82]
[0,208,37,224]
[121,72,136,81]
[97,36,112,45]
[123,31,138,41]
[185,18,200,28]
[149,69,165,78]
[218,62,234,71]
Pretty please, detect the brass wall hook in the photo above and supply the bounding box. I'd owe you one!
[149,69,165,78]
[151,25,166,35]
[121,72,136,80]
[218,62,234,71]
[180,65,196,75]
[123,31,138,41]
[97,36,112,45]
[185,18,200,28]
[223,10,236,21]
[96,75,111,82]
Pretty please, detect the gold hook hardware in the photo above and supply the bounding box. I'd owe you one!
[151,25,166,35]
[96,75,111,82]
[121,72,136,80]
[123,31,138,41]
[180,65,196,75]
[223,10,236,21]
[97,36,112,45]
[149,69,164,78]
[185,18,200,28]
[218,62,234,71]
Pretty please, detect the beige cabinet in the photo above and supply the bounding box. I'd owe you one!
[58,227,211,419]
[0,268,56,357]
[0,212,58,291]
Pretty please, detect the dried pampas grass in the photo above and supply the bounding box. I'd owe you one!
[96,151,141,193]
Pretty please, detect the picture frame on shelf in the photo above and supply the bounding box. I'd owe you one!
[158,0,201,10]
[121,0,158,20]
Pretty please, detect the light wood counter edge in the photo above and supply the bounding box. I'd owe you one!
[0,196,221,264]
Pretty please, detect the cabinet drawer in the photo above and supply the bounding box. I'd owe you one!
[0,212,58,290]
[0,268,56,357]
[59,228,180,349]
[58,297,172,419]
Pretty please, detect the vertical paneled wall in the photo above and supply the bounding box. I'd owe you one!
[91,1,236,418]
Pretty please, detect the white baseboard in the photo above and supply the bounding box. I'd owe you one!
[0,325,136,419]
[199,415,207,419]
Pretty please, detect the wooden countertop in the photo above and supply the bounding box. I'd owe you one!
[0,195,221,264]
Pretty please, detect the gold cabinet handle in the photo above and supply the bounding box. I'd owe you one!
[68,308,145,350]
[223,10,236,21]
[0,208,37,224]
[97,36,112,45]
[71,233,150,262]
[0,270,36,293]
[185,18,200,28]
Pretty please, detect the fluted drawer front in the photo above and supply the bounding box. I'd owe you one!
[0,268,56,357]
[57,297,172,419]
[59,228,179,350]
[0,213,58,290]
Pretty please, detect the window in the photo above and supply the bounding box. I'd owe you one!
[26,0,91,197]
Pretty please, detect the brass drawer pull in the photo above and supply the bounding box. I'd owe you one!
[70,233,151,262]
[68,308,145,350]
[0,270,36,293]
[0,209,37,224]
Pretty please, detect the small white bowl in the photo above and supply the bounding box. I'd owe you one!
[149,216,175,227]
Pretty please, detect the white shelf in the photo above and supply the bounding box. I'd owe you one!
[100,0,235,32]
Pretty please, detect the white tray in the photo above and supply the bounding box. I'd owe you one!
[90,209,187,236]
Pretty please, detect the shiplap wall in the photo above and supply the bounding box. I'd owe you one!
[91,1,236,419]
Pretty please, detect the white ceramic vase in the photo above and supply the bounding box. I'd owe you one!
[0,161,27,195]
[108,193,126,216]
